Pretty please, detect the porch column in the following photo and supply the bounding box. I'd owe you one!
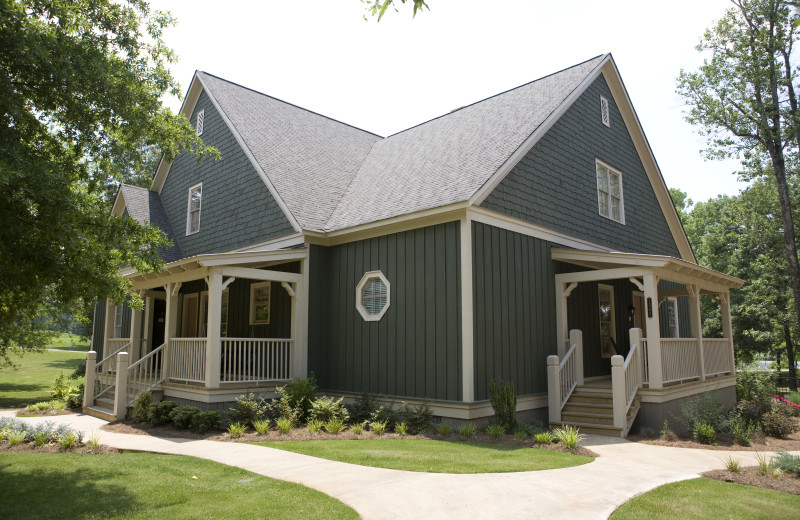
[643,273,663,389]
[163,283,180,381]
[129,304,143,363]
[687,284,705,381]
[205,270,222,389]
[286,280,303,379]
[142,296,154,354]
[103,299,116,356]
[720,291,735,371]
[555,281,577,357]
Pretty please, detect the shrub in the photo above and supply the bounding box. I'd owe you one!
[398,402,433,434]
[350,422,364,435]
[253,419,271,435]
[228,422,247,438]
[58,432,77,451]
[488,379,518,432]
[147,400,177,426]
[458,423,475,439]
[370,420,387,436]
[370,405,398,429]
[33,430,49,447]
[191,411,221,434]
[692,421,716,444]
[348,393,379,424]
[307,419,324,434]
[276,417,293,434]
[308,396,349,424]
[736,370,777,402]
[772,450,800,475]
[169,406,202,430]
[437,422,452,436]
[132,391,153,424]
[65,383,84,409]
[680,392,728,432]
[783,391,800,417]
[761,406,799,438]
[7,430,25,446]
[513,430,528,441]
[51,371,81,404]
[283,375,317,423]
[736,398,772,425]
[486,423,504,440]
[517,423,538,437]
[534,431,556,445]
[266,387,300,426]
[553,425,585,450]
[71,359,86,378]
[324,418,345,434]
[228,393,267,427]
[729,415,759,447]
[394,422,408,436]
[723,455,741,473]
[26,401,66,414]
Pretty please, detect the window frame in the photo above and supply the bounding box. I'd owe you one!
[666,296,680,338]
[596,159,625,224]
[249,282,271,325]
[356,271,390,322]
[598,283,617,358]
[186,182,203,235]
[199,289,229,337]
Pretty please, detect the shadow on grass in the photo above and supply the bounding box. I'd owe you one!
[0,383,48,408]
[43,358,84,370]
[0,460,144,519]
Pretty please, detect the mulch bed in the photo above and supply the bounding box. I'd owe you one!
[703,466,800,495]
[0,443,120,454]
[13,407,78,417]
[101,420,597,457]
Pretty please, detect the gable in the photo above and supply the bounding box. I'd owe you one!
[480,74,682,258]
[159,89,296,258]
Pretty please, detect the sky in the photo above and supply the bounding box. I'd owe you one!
[149,0,748,204]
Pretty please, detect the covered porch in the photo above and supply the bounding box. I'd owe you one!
[546,248,743,436]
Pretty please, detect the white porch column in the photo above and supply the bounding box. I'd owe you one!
[129,305,143,363]
[113,351,129,420]
[643,273,663,389]
[163,283,180,381]
[460,215,475,402]
[83,351,97,409]
[296,257,310,378]
[687,284,705,381]
[205,270,222,389]
[610,355,625,429]
[547,355,561,423]
[142,296,154,354]
[720,291,735,370]
[570,329,584,386]
[555,282,577,357]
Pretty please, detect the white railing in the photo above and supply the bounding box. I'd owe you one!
[127,342,166,405]
[623,343,642,409]
[641,338,649,384]
[547,330,583,423]
[661,338,700,384]
[94,340,131,399]
[168,338,206,383]
[220,338,293,383]
[611,331,643,433]
[557,343,579,409]
[703,338,735,377]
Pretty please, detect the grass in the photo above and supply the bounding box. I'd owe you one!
[611,477,800,520]
[46,333,90,352]
[0,349,85,408]
[253,439,593,473]
[0,452,358,519]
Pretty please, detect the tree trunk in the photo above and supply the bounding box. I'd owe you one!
[784,322,797,391]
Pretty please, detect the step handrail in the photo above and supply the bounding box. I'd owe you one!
[127,342,167,406]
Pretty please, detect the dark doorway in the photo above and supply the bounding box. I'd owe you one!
[151,299,166,350]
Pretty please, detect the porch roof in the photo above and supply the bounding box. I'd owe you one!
[551,248,743,291]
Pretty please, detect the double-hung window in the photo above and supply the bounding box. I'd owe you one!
[596,161,624,223]
[250,282,271,325]
[666,297,680,338]
[186,183,202,235]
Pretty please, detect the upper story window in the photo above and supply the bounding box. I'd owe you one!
[596,160,624,224]
[186,183,202,235]
[356,271,390,321]
[196,109,204,136]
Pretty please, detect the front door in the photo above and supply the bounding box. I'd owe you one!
[151,299,166,350]
[632,292,646,337]
[598,284,617,358]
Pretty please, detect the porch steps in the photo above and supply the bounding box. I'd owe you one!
[82,386,137,422]
[82,405,116,422]
[550,385,641,438]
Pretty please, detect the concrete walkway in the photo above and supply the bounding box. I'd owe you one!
[2,411,795,519]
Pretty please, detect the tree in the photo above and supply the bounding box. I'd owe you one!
[363,0,429,21]
[0,0,216,366]
[677,0,800,386]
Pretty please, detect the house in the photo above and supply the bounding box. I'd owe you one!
[83,54,743,437]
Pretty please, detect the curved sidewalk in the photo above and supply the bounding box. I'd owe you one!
[2,411,792,519]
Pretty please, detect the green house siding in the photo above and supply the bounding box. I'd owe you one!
[308,222,462,401]
[159,89,295,259]
[481,74,681,258]
[472,222,559,400]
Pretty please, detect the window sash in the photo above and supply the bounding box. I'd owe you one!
[596,163,623,223]
[187,184,202,234]
[250,283,271,324]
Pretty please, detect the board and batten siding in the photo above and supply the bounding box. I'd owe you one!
[308,222,462,401]
[472,222,559,400]
[159,89,295,259]
[481,74,682,258]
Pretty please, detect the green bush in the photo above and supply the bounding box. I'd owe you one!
[228,393,267,427]
[324,418,345,434]
[369,405,398,429]
[485,423,504,440]
[398,401,433,434]
[736,370,777,402]
[553,425,585,450]
[169,406,202,430]
[350,422,364,435]
[307,419,323,434]
[772,450,800,475]
[437,422,452,436]
[7,430,25,446]
[680,392,728,432]
[308,396,349,424]
[147,400,177,426]
[692,421,717,444]
[276,417,293,434]
[488,379,518,432]
[51,371,81,406]
[370,420,387,435]
[65,383,84,409]
[228,422,247,438]
[533,431,556,445]
[761,405,799,438]
[347,393,378,424]
[736,398,772,425]
[132,391,153,424]
[266,387,300,425]
[458,423,475,439]
[394,422,408,435]
[253,419,271,435]
[729,415,759,447]
[191,411,221,434]
[283,375,317,423]
[58,432,77,451]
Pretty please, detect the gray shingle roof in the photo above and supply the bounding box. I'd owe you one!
[196,56,605,233]
[120,184,183,263]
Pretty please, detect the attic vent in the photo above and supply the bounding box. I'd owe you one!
[196,109,205,136]
[600,96,610,127]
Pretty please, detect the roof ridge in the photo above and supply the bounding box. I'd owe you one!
[197,71,384,138]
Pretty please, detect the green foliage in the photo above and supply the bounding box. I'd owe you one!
[350,422,364,435]
[347,393,379,424]
[26,400,66,414]
[307,419,323,434]
[308,396,349,424]
[437,422,452,436]
[363,0,429,22]
[729,415,759,447]
[324,418,345,435]
[253,419,271,435]
[488,379,518,432]
[736,398,773,426]
[723,455,741,473]
[33,430,49,447]
[58,432,77,451]
[398,401,432,434]
[457,423,475,439]
[760,405,799,438]
[737,371,777,402]
[692,421,717,445]
[86,431,100,451]
[755,452,770,475]
[553,425,585,450]
[169,406,202,430]
[534,431,556,445]
[132,390,153,424]
[660,419,676,441]
[513,429,528,441]
[680,393,728,432]
[369,405,398,429]
[282,376,317,423]
[370,421,387,436]
[7,429,25,446]
[51,371,80,403]
[228,393,267,428]
[276,417,293,434]
[147,400,177,426]
[227,422,247,438]
[394,422,408,435]
[266,387,301,426]
[485,423,504,440]
[772,450,800,475]
[191,411,221,434]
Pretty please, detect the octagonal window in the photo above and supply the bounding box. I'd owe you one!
[356,271,390,321]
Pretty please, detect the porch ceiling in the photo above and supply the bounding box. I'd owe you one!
[551,248,743,290]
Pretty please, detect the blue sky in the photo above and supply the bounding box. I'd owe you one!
[150,0,748,204]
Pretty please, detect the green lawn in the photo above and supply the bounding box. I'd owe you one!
[254,439,593,473]
[0,452,358,519]
[0,349,85,408]
[611,477,800,520]
[46,333,90,352]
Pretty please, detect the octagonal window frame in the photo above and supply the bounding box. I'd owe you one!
[356,270,390,322]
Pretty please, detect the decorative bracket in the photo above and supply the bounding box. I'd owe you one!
[281,281,296,298]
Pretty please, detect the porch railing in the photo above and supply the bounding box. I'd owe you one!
[547,330,583,423]
[127,342,166,405]
[94,340,131,399]
[168,338,206,384]
[221,338,292,383]
[611,340,642,433]
[703,338,735,377]
[661,338,701,384]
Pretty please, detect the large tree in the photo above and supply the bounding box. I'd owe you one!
[677,0,800,386]
[0,0,216,365]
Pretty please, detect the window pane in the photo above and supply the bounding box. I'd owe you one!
[190,211,200,233]
[190,188,202,210]
[362,277,388,315]
[611,197,620,221]
[609,172,620,197]
[598,191,609,216]
[597,166,608,192]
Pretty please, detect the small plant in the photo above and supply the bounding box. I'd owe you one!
[486,423,505,440]
[147,400,177,426]
[514,429,528,441]
[681,392,728,433]
[395,422,408,435]
[458,423,475,439]
[371,420,387,436]
[191,411,221,434]
[350,422,364,435]
[348,393,379,424]
[51,370,81,403]
[253,418,271,435]
[282,375,317,423]
[33,430,49,447]
[755,452,769,475]
[437,422,452,436]
[729,415,759,447]
[25,401,66,414]
[553,425,585,450]
[643,427,656,439]
[488,379,518,432]
[736,370,777,402]
[58,432,77,451]
[309,396,349,424]
[534,431,556,445]
[369,405,398,429]
[772,450,800,475]
[276,417,293,434]
[660,419,670,439]
[723,455,741,473]
[324,418,345,434]
[228,422,247,438]
[132,390,153,423]
[169,405,202,430]
[399,402,433,434]
[761,405,799,438]
[692,421,717,445]
[228,393,267,427]
[7,430,26,446]
[771,467,783,478]
[307,419,323,434]
[86,431,101,451]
